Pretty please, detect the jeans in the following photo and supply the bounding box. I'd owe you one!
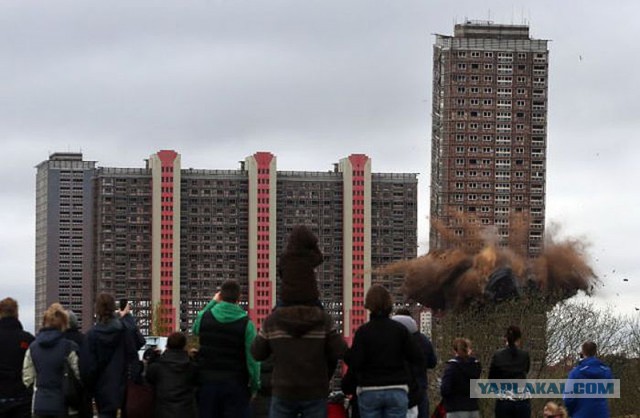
[198,381,250,418]
[269,396,326,418]
[495,400,531,418]
[358,389,408,418]
[445,412,479,418]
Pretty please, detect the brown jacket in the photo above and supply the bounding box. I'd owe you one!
[251,306,346,400]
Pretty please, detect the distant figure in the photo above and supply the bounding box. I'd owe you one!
[440,338,481,418]
[277,225,324,307]
[252,226,346,418]
[563,341,612,418]
[542,401,568,418]
[0,297,35,418]
[488,326,531,418]
[392,309,437,418]
[80,294,144,418]
[345,285,423,418]
[192,279,260,418]
[146,332,197,418]
[62,309,93,418]
[22,303,80,418]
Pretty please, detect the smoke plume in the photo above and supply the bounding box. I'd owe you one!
[377,222,597,311]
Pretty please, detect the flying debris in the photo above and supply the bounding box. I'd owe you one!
[378,223,597,312]
[623,278,629,282]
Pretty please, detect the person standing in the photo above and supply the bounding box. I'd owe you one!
[192,279,260,418]
[563,341,612,418]
[251,226,347,418]
[22,303,80,418]
[0,298,35,418]
[440,338,481,418]
[62,310,92,418]
[79,293,144,418]
[488,326,531,418]
[146,332,197,418]
[392,309,437,418]
[345,285,423,418]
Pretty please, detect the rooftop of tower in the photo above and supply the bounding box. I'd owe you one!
[454,20,530,40]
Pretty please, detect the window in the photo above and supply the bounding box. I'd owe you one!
[470,99,479,106]
[483,111,492,117]
[458,51,467,58]
[457,98,466,106]
[470,87,479,93]
[458,87,466,93]
[484,87,493,94]
[470,75,480,82]
[484,63,493,70]
[471,51,480,58]
[471,63,479,69]
[485,52,493,58]
[484,76,493,82]
[456,122,465,129]
[458,63,467,70]
[483,99,492,105]
[517,52,527,59]
[456,134,465,141]
[457,75,467,82]
[517,76,527,83]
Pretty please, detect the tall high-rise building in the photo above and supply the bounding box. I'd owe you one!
[36,151,417,339]
[35,153,96,330]
[430,21,549,256]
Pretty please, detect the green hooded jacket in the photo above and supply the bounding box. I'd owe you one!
[192,300,260,394]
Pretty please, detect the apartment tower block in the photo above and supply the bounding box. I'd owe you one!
[430,21,549,256]
[36,151,417,340]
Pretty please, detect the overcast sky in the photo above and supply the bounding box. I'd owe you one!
[1,0,638,332]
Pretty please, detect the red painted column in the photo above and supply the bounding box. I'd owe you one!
[348,154,369,341]
[156,150,177,333]
[250,152,274,329]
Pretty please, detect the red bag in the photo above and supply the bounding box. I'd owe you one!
[327,402,348,418]
[430,400,446,418]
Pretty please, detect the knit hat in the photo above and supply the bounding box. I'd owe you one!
[67,310,79,330]
[278,225,323,304]
[391,314,418,334]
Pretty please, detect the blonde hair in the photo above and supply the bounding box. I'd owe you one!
[42,303,69,331]
[452,337,472,359]
[543,401,568,418]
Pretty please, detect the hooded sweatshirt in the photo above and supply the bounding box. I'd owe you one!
[251,305,347,400]
[192,300,260,394]
[22,328,79,417]
[146,349,197,418]
[563,356,612,418]
[440,356,481,412]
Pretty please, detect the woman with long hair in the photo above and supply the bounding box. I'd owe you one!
[488,325,531,418]
[23,303,80,418]
[79,293,144,418]
[345,285,423,418]
[440,338,481,418]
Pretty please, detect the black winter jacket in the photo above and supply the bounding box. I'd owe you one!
[0,317,34,404]
[146,349,197,418]
[440,356,481,412]
[345,314,423,390]
[79,315,144,413]
[488,346,530,380]
[251,305,347,400]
